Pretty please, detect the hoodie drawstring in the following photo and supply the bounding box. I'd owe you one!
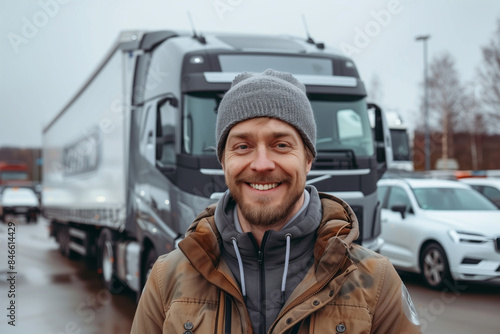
[231,237,247,301]
[281,233,292,305]
[232,234,292,306]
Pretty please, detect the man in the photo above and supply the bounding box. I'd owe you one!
[131,69,421,333]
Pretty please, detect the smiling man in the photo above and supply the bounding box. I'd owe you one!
[222,117,312,242]
[131,69,421,334]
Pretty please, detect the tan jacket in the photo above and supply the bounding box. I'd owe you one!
[131,194,421,333]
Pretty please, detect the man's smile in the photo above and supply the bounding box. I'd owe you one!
[248,182,281,191]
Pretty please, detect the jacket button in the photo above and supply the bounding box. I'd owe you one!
[286,318,293,325]
[313,300,320,306]
[183,331,193,334]
[184,321,194,330]
[336,323,346,333]
[329,290,334,297]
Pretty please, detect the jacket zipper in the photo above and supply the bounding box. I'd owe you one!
[250,231,270,334]
[224,294,232,334]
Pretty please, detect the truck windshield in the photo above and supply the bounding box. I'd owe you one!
[0,171,28,181]
[182,93,373,157]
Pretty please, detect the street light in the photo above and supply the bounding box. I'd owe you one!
[415,35,430,171]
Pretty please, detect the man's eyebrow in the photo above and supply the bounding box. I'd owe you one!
[226,132,251,141]
[270,131,297,139]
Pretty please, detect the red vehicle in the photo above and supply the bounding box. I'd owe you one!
[0,161,29,185]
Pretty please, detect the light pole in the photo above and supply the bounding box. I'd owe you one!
[416,35,430,171]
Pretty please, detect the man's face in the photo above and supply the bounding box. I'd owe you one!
[221,117,313,228]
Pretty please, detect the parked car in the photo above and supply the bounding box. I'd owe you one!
[459,177,500,208]
[0,186,40,223]
[377,178,500,289]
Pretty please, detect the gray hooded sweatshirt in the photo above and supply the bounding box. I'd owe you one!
[215,185,323,333]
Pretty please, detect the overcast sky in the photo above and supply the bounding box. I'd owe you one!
[1,0,499,148]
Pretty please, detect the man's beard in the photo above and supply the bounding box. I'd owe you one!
[230,174,304,227]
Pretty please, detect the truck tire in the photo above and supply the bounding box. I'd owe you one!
[420,242,452,290]
[98,229,125,294]
[137,248,157,303]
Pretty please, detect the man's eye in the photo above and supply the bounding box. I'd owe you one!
[277,143,289,148]
[237,144,248,150]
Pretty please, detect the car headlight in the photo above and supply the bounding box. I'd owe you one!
[448,230,488,244]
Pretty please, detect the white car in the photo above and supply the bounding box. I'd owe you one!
[0,186,40,223]
[459,177,500,208]
[377,178,500,289]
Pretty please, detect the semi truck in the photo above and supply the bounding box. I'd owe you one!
[0,161,29,185]
[42,30,391,296]
[384,110,413,172]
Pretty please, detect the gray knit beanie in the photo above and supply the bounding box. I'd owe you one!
[216,69,316,162]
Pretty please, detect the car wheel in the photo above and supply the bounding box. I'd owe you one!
[420,242,452,289]
[98,229,125,294]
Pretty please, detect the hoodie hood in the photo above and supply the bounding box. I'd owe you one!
[182,187,360,265]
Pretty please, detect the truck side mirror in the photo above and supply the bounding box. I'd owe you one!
[391,204,407,219]
[156,97,178,173]
[368,102,393,179]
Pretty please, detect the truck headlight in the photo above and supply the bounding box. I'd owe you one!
[448,230,488,244]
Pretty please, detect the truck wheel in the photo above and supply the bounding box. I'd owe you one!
[98,229,125,294]
[420,242,452,289]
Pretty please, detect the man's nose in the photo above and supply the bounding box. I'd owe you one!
[250,145,275,171]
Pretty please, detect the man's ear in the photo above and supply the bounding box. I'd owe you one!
[220,151,225,171]
[305,159,312,174]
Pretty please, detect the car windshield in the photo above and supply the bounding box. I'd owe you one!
[412,187,498,210]
[182,93,373,157]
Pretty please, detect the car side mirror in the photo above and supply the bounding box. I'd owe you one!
[391,204,407,219]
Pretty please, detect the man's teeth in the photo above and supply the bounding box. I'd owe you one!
[250,183,278,191]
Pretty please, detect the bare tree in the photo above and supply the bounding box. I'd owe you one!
[459,87,487,169]
[477,17,500,132]
[426,52,464,168]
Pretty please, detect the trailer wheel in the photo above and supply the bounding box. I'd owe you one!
[58,225,76,258]
[98,229,125,294]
